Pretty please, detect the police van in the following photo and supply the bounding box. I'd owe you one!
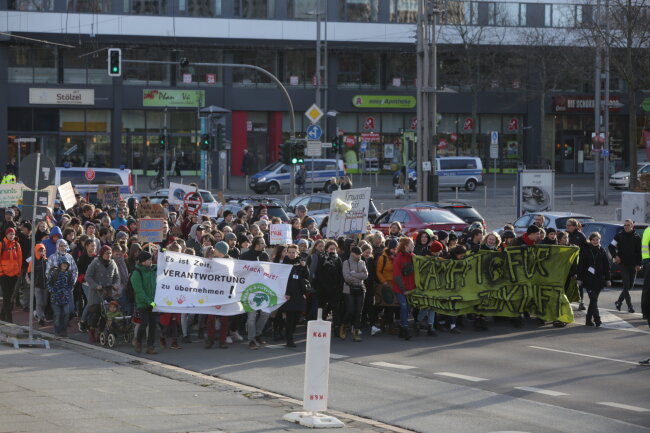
[393,157,483,192]
[249,159,345,194]
[55,167,133,196]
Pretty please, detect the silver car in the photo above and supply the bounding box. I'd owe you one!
[511,212,594,236]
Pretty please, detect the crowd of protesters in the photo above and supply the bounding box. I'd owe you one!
[0,186,648,356]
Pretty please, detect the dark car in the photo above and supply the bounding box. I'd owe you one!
[407,201,487,230]
[288,193,380,222]
[581,221,648,282]
[373,207,468,236]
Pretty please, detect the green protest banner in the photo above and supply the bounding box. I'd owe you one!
[410,246,580,323]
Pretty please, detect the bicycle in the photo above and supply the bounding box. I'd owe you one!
[149,171,164,190]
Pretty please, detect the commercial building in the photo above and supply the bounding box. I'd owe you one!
[1,0,649,180]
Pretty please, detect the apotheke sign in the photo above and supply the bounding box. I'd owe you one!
[29,88,95,105]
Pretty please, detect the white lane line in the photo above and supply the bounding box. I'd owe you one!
[369,361,417,370]
[434,372,488,382]
[528,346,639,365]
[598,402,650,413]
[330,353,348,359]
[599,309,634,329]
[514,386,568,397]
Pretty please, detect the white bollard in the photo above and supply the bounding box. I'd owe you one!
[455,187,459,201]
[283,309,344,428]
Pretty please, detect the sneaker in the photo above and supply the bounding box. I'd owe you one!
[146,347,158,355]
[578,302,586,311]
[248,340,259,350]
[255,336,267,346]
[170,342,181,349]
[78,321,88,333]
[225,336,233,344]
[614,301,622,311]
[38,319,45,327]
[371,326,381,336]
[338,325,347,340]
[639,358,650,366]
[219,342,229,349]
[449,326,462,334]
[628,307,635,313]
[159,337,167,348]
[231,331,243,342]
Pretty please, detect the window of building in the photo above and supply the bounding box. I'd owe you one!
[125,0,168,15]
[545,4,578,27]
[287,0,318,18]
[9,0,54,10]
[176,47,224,87]
[63,47,112,85]
[339,0,378,22]
[234,0,275,18]
[232,49,276,87]
[284,50,316,87]
[337,52,379,89]
[123,47,170,86]
[386,52,415,89]
[68,0,112,12]
[60,110,111,168]
[390,0,418,23]
[178,0,221,16]
[8,45,58,84]
[443,1,478,25]
[490,2,526,26]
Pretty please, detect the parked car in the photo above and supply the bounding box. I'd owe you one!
[56,167,133,195]
[511,212,594,235]
[287,193,380,222]
[392,157,484,192]
[609,162,650,189]
[581,221,648,282]
[220,197,290,223]
[249,159,345,194]
[373,207,468,236]
[406,201,487,229]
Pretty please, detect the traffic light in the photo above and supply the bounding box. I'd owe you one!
[279,141,292,164]
[158,134,166,150]
[200,134,210,151]
[108,48,122,77]
[292,140,305,164]
[216,124,226,150]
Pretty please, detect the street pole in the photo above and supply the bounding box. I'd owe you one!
[164,107,168,189]
[602,0,610,205]
[416,0,425,201]
[593,0,602,205]
[313,0,322,194]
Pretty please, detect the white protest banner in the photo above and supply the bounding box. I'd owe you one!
[198,202,221,218]
[327,187,371,239]
[269,224,292,245]
[137,218,165,243]
[168,182,197,206]
[58,181,76,209]
[153,251,292,315]
[0,184,24,208]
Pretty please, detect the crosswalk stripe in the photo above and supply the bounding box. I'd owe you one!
[597,402,650,412]
[369,361,417,370]
[434,372,488,382]
[514,386,568,396]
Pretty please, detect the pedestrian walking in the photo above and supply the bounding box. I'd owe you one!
[577,232,611,327]
[392,237,416,340]
[47,258,75,337]
[131,250,159,354]
[608,219,641,313]
[341,246,368,342]
[0,228,22,323]
[282,246,309,347]
[26,243,48,326]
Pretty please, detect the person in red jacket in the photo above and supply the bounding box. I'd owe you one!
[0,228,23,323]
[392,237,415,340]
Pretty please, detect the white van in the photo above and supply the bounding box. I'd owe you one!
[55,167,133,195]
[249,159,345,194]
[436,157,483,191]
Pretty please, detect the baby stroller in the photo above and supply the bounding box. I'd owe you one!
[97,297,135,349]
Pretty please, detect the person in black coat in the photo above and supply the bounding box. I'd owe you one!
[315,240,344,330]
[577,232,611,327]
[608,219,642,313]
[282,247,309,347]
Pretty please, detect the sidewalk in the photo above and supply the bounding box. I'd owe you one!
[0,328,399,433]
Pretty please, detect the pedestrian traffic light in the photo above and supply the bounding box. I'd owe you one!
[279,141,292,164]
[292,140,305,164]
[200,134,210,151]
[216,124,226,150]
[108,48,122,77]
[158,134,166,150]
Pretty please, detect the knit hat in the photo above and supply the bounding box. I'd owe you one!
[84,221,95,229]
[56,239,70,251]
[224,232,237,242]
[296,204,307,212]
[116,231,129,241]
[5,209,14,216]
[298,228,310,238]
[138,250,152,263]
[545,227,556,234]
[502,230,516,239]
[5,227,15,235]
[437,230,448,242]
[387,238,398,250]
[304,217,316,227]
[21,221,32,231]
[99,245,112,257]
[429,240,444,254]
[526,225,541,235]
[108,300,120,308]
[215,241,230,256]
[447,232,458,242]
[350,246,362,255]
[297,239,309,248]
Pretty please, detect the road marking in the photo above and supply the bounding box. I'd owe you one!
[434,372,488,382]
[528,346,639,365]
[514,386,568,397]
[598,402,650,413]
[370,361,417,370]
[330,353,348,359]
[599,309,634,329]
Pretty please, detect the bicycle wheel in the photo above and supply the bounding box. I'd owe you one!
[149,176,161,190]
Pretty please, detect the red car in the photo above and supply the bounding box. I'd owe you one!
[373,207,469,236]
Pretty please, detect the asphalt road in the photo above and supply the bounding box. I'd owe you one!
[29,285,648,433]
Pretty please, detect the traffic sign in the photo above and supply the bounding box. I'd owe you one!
[321,142,333,148]
[20,153,56,190]
[490,144,499,159]
[183,191,203,215]
[305,104,324,124]
[306,141,322,157]
[491,131,499,145]
[85,168,96,182]
[306,124,322,140]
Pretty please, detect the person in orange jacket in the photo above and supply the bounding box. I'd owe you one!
[0,228,23,323]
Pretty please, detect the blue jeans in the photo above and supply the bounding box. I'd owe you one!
[417,308,436,326]
[52,304,68,334]
[395,292,409,328]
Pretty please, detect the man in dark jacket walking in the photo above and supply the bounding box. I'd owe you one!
[608,219,642,313]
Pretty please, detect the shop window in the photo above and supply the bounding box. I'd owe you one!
[381,114,405,133]
[287,0,318,18]
[232,50,276,87]
[170,111,198,134]
[125,0,168,15]
[337,52,379,89]
[63,47,111,85]
[390,0,417,23]
[284,50,316,87]
[282,112,305,134]
[122,110,146,132]
[123,47,170,86]
[9,0,54,10]
[234,0,275,18]
[178,0,221,16]
[67,0,112,12]
[339,0,378,22]
[480,115,501,133]
[443,1,478,25]
[176,47,224,87]
[60,135,110,168]
[386,53,416,89]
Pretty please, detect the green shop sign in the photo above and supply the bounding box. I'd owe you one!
[642,98,650,112]
[352,95,416,109]
[143,89,205,107]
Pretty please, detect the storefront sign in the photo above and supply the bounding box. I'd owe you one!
[552,96,621,113]
[29,88,94,105]
[143,89,205,107]
[410,117,417,130]
[463,117,474,131]
[362,116,376,130]
[507,118,519,131]
[182,74,192,84]
[360,132,380,142]
[642,98,650,112]
[344,136,356,147]
[206,74,217,84]
[352,95,416,109]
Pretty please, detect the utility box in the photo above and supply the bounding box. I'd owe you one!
[621,192,650,223]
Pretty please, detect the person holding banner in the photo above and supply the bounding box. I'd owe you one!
[315,240,344,337]
[131,250,159,354]
[392,237,415,340]
[282,246,309,347]
[204,243,231,350]
[577,232,611,327]
[240,236,271,350]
